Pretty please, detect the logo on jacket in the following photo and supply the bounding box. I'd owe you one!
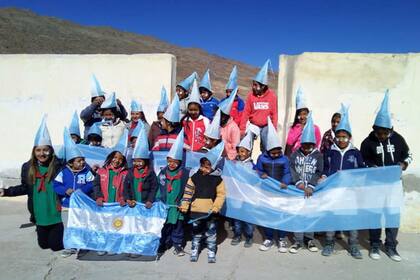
[112,217,124,230]
[77,175,86,184]
[347,155,356,163]
[253,102,269,110]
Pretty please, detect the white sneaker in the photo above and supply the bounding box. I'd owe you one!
[307,240,319,252]
[259,239,273,251]
[288,243,302,254]
[278,239,288,253]
[369,247,381,260]
[60,248,77,258]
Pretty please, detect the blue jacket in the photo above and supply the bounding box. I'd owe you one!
[53,165,95,208]
[255,152,292,184]
[323,143,365,177]
[201,97,219,121]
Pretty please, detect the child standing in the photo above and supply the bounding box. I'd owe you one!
[360,91,412,262]
[219,88,241,160]
[230,132,255,247]
[180,143,226,263]
[255,117,291,253]
[128,99,150,139]
[149,86,169,147]
[321,107,364,259]
[182,79,210,152]
[320,107,342,153]
[289,112,323,254]
[86,123,103,147]
[200,109,223,153]
[221,66,245,126]
[69,111,88,144]
[199,69,219,121]
[0,116,63,251]
[240,60,278,152]
[177,72,198,119]
[156,130,190,256]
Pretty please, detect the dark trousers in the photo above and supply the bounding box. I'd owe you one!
[192,217,217,252]
[369,228,399,249]
[160,220,184,247]
[233,219,254,239]
[36,223,64,251]
[263,227,288,241]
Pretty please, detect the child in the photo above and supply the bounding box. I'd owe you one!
[219,88,241,160]
[239,60,277,152]
[180,142,226,263]
[69,111,88,144]
[360,91,412,262]
[80,74,127,138]
[126,121,144,168]
[149,86,169,147]
[182,79,210,152]
[200,109,222,153]
[255,117,291,252]
[124,128,157,209]
[86,123,103,147]
[93,131,129,256]
[97,92,128,149]
[320,108,342,153]
[0,116,63,251]
[321,107,364,259]
[199,69,219,121]
[155,130,190,256]
[53,128,94,257]
[220,66,245,126]
[128,99,150,139]
[152,95,184,151]
[177,72,198,119]
[289,112,323,254]
[230,132,255,247]
[285,88,321,157]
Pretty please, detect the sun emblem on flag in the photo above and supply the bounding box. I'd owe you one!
[112,217,123,230]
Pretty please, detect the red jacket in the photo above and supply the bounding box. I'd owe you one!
[95,167,128,203]
[182,115,209,152]
[239,89,278,133]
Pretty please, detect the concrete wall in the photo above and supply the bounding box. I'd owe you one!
[277,52,420,232]
[0,54,176,171]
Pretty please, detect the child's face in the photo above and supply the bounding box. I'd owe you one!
[130,137,137,148]
[176,86,188,100]
[252,81,264,95]
[200,159,212,175]
[71,134,81,144]
[331,116,341,131]
[298,110,308,125]
[131,111,141,122]
[225,89,233,97]
[204,136,217,149]
[34,145,52,164]
[237,147,251,161]
[188,103,200,120]
[157,111,164,121]
[102,109,115,121]
[268,148,282,159]
[133,158,146,169]
[167,157,181,171]
[301,143,315,155]
[200,88,211,101]
[70,157,85,171]
[335,130,351,149]
[374,127,391,142]
[88,135,102,147]
[110,152,125,169]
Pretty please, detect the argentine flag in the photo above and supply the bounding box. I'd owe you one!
[64,191,167,255]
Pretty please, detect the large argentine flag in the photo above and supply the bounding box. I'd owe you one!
[64,191,167,255]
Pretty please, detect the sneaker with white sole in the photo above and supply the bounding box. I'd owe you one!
[173,245,185,257]
[259,239,273,251]
[208,250,216,263]
[307,240,319,252]
[385,247,402,262]
[369,247,381,260]
[278,239,288,253]
[60,248,77,258]
[288,243,302,254]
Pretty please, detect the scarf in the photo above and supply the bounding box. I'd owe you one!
[35,170,49,192]
[165,169,183,193]
[133,166,149,192]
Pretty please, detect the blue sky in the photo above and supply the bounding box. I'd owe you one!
[1,0,420,69]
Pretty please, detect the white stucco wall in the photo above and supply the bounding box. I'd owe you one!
[0,54,176,170]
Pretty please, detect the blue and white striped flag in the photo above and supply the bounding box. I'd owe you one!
[64,191,167,255]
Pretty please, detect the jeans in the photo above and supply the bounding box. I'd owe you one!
[326,230,359,245]
[369,228,399,249]
[293,232,314,245]
[192,217,217,252]
[263,227,288,241]
[233,219,254,239]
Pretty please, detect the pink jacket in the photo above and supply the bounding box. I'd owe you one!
[220,118,241,160]
[286,123,322,153]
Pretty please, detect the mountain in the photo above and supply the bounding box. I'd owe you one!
[0,8,278,98]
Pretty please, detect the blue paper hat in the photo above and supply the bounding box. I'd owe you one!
[63,127,83,161]
[201,142,225,169]
[87,122,102,138]
[187,79,201,105]
[254,59,270,85]
[163,95,181,123]
[335,104,352,135]
[90,74,105,98]
[34,115,53,147]
[374,90,392,129]
[266,117,282,151]
[69,110,81,137]
[157,86,169,112]
[301,112,316,144]
[205,109,221,139]
[130,121,144,139]
[219,87,238,115]
[100,92,117,109]
[167,128,185,161]
[237,131,253,151]
[130,100,143,112]
[199,69,212,92]
[296,86,308,110]
[226,66,238,90]
[178,72,198,91]
[132,128,150,159]
[112,129,129,155]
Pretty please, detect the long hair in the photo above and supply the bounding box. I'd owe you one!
[292,108,309,128]
[27,146,58,184]
[103,151,128,169]
[139,112,149,125]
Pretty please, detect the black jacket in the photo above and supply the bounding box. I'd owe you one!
[123,168,158,203]
[360,131,412,167]
[4,158,62,223]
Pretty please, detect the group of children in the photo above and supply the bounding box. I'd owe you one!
[0,61,412,264]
